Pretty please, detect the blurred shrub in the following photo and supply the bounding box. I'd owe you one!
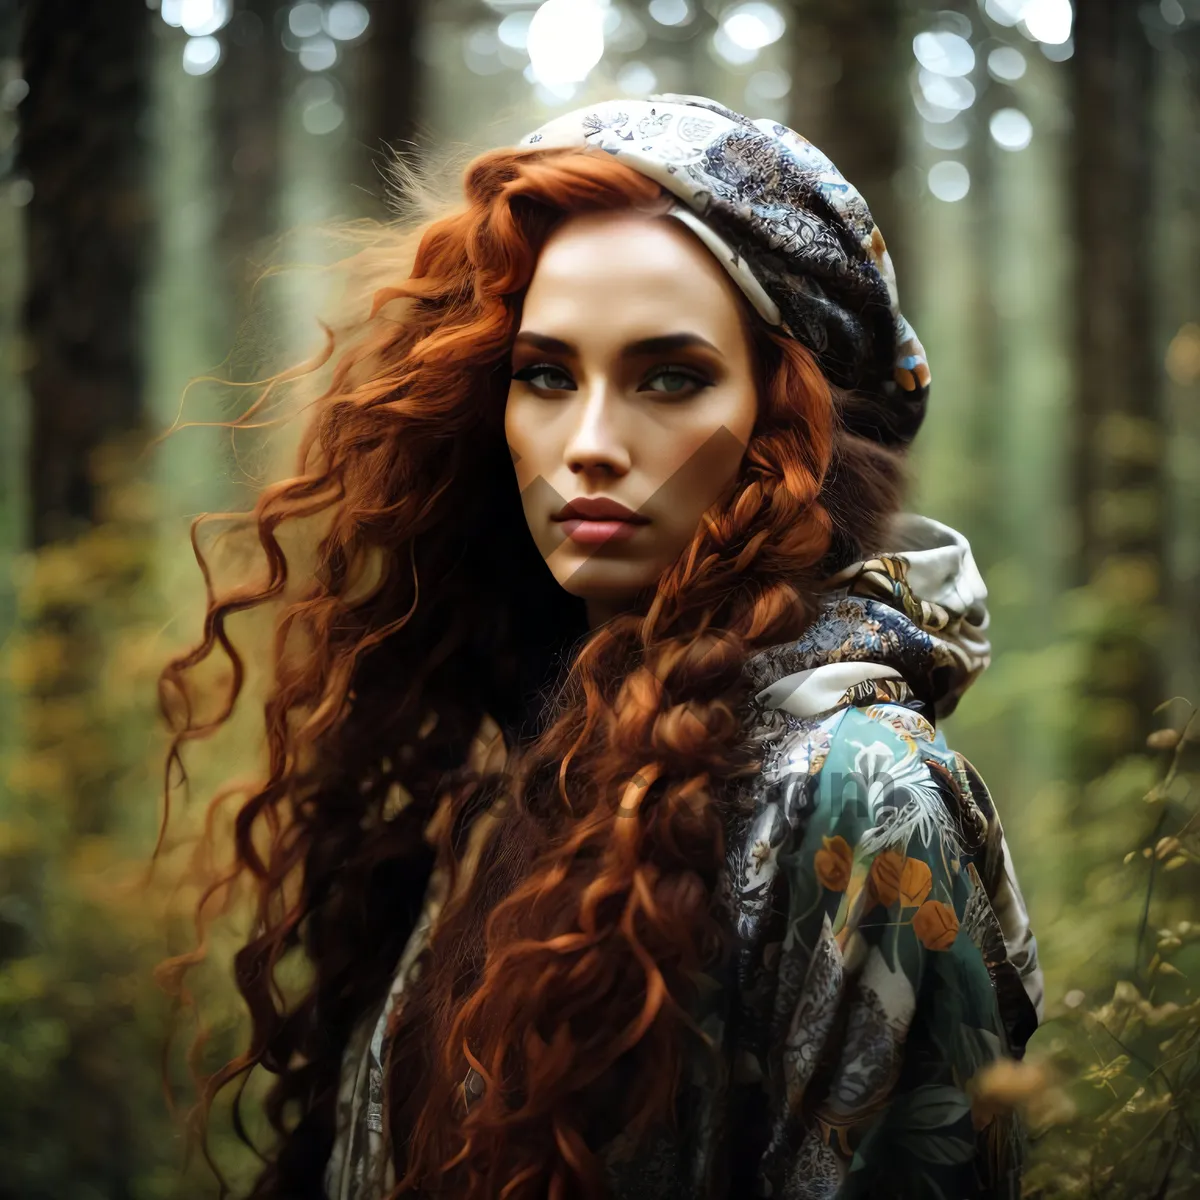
[0,439,261,1200]
[0,442,1197,1198]
[1022,706,1199,1198]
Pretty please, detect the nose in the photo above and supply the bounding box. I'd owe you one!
[564,379,631,478]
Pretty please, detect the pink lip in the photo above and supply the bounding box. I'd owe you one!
[558,518,643,545]
[552,496,649,545]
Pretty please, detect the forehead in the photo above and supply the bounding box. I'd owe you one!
[520,210,748,339]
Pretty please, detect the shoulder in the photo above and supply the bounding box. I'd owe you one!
[740,699,984,855]
[731,697,1042,1049]
[722,699,1040,1193]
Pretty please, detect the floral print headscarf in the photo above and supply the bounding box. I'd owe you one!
[521,93,932,449]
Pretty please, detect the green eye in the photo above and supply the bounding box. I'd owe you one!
[644,368,708,395]
[512,364,576,391]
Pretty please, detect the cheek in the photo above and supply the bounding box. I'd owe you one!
[727,376,759,448]
[652,382,758,513]
[504,392,543,493]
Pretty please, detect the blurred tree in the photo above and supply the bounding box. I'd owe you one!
[1160,19,1200,721]
[784,0,911,277]
[17,0,152,547]
[5,6,182,1196]
[1068,1,1167,773]
[215,0,284,308]
[346,0,423,213]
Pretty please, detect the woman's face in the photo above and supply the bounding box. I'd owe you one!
[505,209,759,626]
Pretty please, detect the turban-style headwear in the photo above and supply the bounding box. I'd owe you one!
[520,93,931,448]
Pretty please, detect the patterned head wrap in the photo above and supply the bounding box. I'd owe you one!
[519,93,931,448]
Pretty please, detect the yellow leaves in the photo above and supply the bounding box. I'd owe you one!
[1152,836,1193,870]
[1119,1085,1172,1118]
[1082,1053,1130,1088]
[6,751,70,799]
[0,819,39,857]
[1087,979,1194,1034]
[969,1057,1076,1133]
[1165,320,1200,385]
[21,545,89,611]
[1089,553,1160,608]
[0,958,49,1005]
[1146,727,1180,751]
[6,631,71,691]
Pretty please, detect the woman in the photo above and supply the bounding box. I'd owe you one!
[162,95,1043,1200]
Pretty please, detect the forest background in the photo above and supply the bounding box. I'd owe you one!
[1,0,1199,1196]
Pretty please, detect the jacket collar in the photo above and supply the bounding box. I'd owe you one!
[744,512,991,723]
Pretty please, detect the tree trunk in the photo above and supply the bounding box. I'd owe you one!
[18,0,151,547]
[215,0,284,304]
[1158,22,1200,773]
[1069,2,1166,770]
[11,4,152,1189]
[785,0,910,279]
[346,0,422,214]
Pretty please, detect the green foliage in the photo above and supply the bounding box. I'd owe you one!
[0,443,262,1200]
[1024,706,1200,1198]
[0,447,1196,1199]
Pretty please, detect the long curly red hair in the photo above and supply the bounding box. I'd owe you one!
[158,146,907,1198]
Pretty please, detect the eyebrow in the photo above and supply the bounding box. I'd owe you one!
[512,331,724,359]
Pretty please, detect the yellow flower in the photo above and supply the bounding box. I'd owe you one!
[912,899,959,951]
[868,849,903,906]
[814,835,853,892]
[899,857,933,908]
[868,851,931,908]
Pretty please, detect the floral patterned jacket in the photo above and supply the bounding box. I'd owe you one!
[325,513,1043,1200]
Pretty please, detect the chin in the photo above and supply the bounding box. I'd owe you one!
[552,557,660,607]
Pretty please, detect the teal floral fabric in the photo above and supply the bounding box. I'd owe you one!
[600,702,1037,1199]
[325,515,1043,1200]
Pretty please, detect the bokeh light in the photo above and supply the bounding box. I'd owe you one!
[8,178,34,206]
[463,25,504,75]
[923,119,969,149]
[746,66,790,99]
[1022,0,1073,45]
[913,29,975,76]
[928,159,970,201]
[983,0,1026,26]
[604,5,648,53]
[497,11,533,50]
[720,2,786,51]
[527,0,606,86]
[324,1,370,42]
[299,35,338,72]
[987,45,1028,81]
[617,61,657,95]
[990,106,1034,150]
[1161,0,1186,26]
[181,35,221,75]
[287,2,324,39]
[919,69,976,112]
[648,0,692,27]
[712,26,758,65]
[174,0,230,37]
